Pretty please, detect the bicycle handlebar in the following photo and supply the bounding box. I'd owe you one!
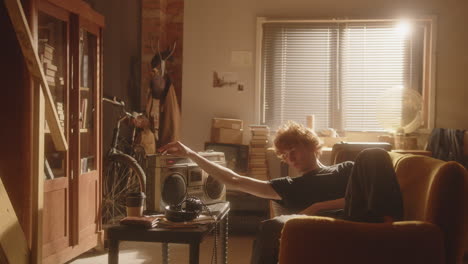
[103,96,144,120]
[103,96,125,107]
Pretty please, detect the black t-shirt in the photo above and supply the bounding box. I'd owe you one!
[269,161,354,211]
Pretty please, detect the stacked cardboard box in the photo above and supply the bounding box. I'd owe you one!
[248,125,270,180]
[211,118,243,145]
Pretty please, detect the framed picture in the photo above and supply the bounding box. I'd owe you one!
[204,142,249,174]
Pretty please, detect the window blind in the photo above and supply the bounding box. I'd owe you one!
[340,23,410,131]
[261,21,417,132]
[262,23,339,131]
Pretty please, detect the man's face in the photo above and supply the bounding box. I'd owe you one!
[279,143,317,173]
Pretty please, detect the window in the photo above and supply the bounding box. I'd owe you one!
[258,18,435,133]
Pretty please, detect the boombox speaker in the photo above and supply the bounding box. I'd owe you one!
[145,152,226,213]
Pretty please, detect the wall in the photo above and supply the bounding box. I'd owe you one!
[182,0,468,151]
[140,0,184,110]
[86,0,141,153]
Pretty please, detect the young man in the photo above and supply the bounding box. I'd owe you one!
[158,121,403,264]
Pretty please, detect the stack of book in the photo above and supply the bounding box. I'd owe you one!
[56,102,65,129]
[248,125,270,180]
[39,40,58,87]
[120,215,161,229]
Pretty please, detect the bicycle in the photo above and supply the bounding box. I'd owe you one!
[102,96,147,225]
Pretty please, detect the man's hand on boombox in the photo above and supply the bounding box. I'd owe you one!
[158,141,195,157]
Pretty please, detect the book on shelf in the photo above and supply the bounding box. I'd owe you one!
[250,139,269,145]
[250,168,268,173]
[43,49,53,60]
[43,43,54,54]
[249,152,266,158]
[56,103,65,126]
[249,124,269,129]
[120,215,161,229]
[81,157,88,174]
[81,55,89,88]
[250,131,269,136]
[44,62,58,71]
[249,157,266,162]
[41,57,53,66]
[250,162,266,167]
[157,214,217,228]
[250,148,267,154]
[251,134,269,140]
[45,69,56,77]
[250,171,268,175]
[45,75,55,84]
[249,163,267,169]
[81,98,88,128]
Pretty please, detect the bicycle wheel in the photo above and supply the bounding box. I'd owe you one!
[102,153,146,225]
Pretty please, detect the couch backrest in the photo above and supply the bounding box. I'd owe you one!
[390,152,468,263]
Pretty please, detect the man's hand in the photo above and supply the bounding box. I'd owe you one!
[300,198,345,216]
[157,141,195,157]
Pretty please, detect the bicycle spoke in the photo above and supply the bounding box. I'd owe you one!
[102,155,145,225]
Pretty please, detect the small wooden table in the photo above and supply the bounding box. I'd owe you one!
[107,202,230,264]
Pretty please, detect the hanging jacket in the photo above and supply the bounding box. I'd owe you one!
[426,128,466,168]
[159,84,181,147]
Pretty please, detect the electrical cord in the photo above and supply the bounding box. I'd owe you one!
[183,196,220,264]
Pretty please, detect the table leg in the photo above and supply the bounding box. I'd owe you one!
[162,242,169,264]
[108,239,119,264]
[189,242,200,264]
[220,215,228,264]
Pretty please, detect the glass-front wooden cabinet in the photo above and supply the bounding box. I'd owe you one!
[36,0,103,262]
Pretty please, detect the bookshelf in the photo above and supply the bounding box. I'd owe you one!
[34,0,104,263]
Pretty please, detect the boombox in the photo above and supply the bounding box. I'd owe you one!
[145,151,226,213]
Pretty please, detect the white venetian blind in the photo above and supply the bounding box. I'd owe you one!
[340,23,410,131]
[261,21,413,132]
[262,23,339,131]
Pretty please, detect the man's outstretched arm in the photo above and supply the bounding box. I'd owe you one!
[158,141,281,200]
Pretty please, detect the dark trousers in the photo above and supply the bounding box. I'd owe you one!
[250,148,403,264]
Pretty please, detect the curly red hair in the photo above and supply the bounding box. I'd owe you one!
[274,121,322,158]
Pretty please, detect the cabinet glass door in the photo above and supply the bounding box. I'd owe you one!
[37,4,70,258]
[79,28,96,174]
[76,23,100,245]
[38,11,68,180]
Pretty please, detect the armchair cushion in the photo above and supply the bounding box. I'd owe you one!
[279,216,445,264]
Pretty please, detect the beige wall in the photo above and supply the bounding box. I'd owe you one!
[182,0,468,150]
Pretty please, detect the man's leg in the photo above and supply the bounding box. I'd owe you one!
[344,148,403,222]
[250,214,302,264]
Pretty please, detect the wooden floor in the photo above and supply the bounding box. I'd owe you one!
[67,234,255,264]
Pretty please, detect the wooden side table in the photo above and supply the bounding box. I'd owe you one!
[107,202,230,264]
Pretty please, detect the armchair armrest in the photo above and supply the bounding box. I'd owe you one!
[279,216,445,264]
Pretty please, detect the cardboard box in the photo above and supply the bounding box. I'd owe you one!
[211,128,243,144]
[212,118,243,130]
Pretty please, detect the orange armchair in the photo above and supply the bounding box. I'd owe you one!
[279,153,468,264]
